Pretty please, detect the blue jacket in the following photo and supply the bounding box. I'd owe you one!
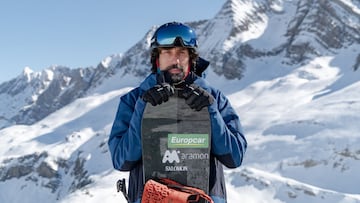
[108,73,247,203]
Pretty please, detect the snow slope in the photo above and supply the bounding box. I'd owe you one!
[1,54,359,203]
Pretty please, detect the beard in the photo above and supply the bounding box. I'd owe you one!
[164,64,186,84]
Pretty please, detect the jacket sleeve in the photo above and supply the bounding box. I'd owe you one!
[108,88,145,171]
[208,90,247,168]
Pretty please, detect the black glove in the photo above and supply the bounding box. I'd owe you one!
[142,83,174,106]
[181,84,214,111]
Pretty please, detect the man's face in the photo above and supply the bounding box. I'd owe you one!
[158,47,190,83]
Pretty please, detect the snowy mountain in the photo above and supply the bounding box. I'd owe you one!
[1,0,360,202]
[0,54,123,129]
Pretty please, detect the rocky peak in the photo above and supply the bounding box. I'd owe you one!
[0,66,95,129]
[200,0,360,79]
[285,0,360,62]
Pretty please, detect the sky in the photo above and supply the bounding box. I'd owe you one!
[0,0,225,83]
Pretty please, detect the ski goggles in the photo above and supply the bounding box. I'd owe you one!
[151,23,198,48]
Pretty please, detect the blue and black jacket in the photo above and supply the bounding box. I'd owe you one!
[108,72,247,203]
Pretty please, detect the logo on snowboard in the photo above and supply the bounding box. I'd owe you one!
[162,150,180,164]
[162,134,210,172]
[168,134,209,148]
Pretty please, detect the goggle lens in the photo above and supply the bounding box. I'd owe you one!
[152,23,197,48]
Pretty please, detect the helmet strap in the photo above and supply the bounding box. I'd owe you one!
[156,59,161,74]
[183,64,190,79]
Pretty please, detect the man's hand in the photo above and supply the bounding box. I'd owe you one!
[142,83,175,106]
[181,84,214,111]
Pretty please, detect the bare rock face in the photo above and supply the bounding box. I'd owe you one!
[0,152,92,194]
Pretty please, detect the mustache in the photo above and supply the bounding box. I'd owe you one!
[164,64,184,71]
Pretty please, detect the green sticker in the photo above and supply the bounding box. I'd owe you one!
[168,134,209,148]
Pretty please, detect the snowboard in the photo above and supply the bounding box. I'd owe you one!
[141,90,211,194]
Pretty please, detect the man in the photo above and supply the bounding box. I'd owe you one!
[108,22,247,203]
